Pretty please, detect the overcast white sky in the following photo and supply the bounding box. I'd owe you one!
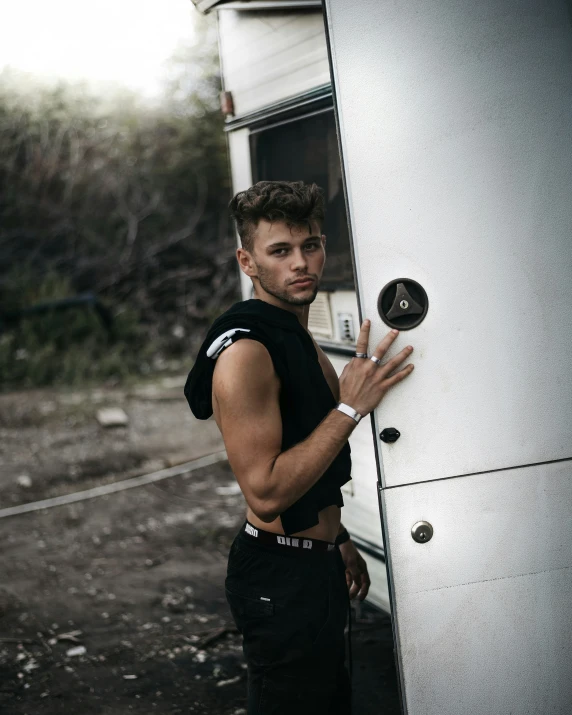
[0,0,199,97]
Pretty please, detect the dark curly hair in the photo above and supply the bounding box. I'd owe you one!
[229,180,325,253]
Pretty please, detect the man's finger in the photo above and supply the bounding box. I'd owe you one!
[370,327,400,361]
[345,568,357,597]
[357,571,371,600]
[348,572,361,599]
[345,569,353,590]
[354,320,370,356]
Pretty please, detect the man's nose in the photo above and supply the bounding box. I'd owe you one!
[290,247,308,270]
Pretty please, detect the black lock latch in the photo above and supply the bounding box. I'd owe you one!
[380,427,400,443]
[377,278,428,331]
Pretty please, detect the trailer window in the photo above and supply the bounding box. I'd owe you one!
[250,111,355,290]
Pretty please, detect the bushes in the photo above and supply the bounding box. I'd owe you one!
[0,270,154,388]
[0,14,240,390]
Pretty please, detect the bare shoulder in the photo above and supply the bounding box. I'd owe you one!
[210,338,283,523]
[212,339,280,407]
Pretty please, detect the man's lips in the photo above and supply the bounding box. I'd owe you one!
[291,278,315,286]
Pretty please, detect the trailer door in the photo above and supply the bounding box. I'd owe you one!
[323,1,572,712]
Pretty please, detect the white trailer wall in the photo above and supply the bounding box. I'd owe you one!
[218,9,330,116]
[325,0,572,711]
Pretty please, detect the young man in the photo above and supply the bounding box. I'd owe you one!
[184,181,414,714]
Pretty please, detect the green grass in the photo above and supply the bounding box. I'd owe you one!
[0,270,156,389]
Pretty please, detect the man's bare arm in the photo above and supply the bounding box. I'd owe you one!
[212,339,357,523]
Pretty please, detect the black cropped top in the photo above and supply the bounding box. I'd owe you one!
[184,298,352,534]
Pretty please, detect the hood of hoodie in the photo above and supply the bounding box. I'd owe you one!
[183,299,318,420]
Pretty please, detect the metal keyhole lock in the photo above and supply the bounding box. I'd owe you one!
[411,521,433,544]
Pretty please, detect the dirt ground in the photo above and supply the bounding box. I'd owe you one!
[0,376,400,714]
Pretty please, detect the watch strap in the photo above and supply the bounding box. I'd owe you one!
[335,402,362,424]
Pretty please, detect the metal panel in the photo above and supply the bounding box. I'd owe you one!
[382,460,572,714]
[227,129,254,299]
[325,0,572,488]
[218,9,330,116]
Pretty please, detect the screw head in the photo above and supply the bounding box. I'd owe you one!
[379,428,401,443]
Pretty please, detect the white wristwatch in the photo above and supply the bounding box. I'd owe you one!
[335,402,363,424]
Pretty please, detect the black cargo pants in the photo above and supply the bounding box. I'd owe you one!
[225,520,352,715]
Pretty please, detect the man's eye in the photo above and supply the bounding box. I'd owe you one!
[273,243,319,255]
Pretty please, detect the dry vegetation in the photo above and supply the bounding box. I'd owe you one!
[0,14,239,390]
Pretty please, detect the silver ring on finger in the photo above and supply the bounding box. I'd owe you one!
[370,356,382,366]
[354,352,368,358]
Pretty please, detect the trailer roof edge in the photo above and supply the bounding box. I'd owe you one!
[191,0,322,13]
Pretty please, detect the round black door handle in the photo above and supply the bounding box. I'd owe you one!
[377,278,428,330]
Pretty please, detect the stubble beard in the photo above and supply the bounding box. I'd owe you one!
[255,263,319,306]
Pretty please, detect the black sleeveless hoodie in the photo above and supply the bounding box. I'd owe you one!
[184,298,352,535]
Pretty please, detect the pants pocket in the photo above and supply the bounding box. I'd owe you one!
[225,586,275,620]
[225,586,277,667]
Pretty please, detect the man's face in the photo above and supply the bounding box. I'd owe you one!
[238,219,326,307]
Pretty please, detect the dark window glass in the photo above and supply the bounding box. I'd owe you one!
[250,111,355,290]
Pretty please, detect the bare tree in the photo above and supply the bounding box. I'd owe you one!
[0,17,240,386]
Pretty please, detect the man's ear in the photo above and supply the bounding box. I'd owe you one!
[321,234,327,247]
[236,247,257,278]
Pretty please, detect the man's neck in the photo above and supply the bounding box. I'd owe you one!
[251,295,310,330]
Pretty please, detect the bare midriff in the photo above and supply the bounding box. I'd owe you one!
[245,503,341,543]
